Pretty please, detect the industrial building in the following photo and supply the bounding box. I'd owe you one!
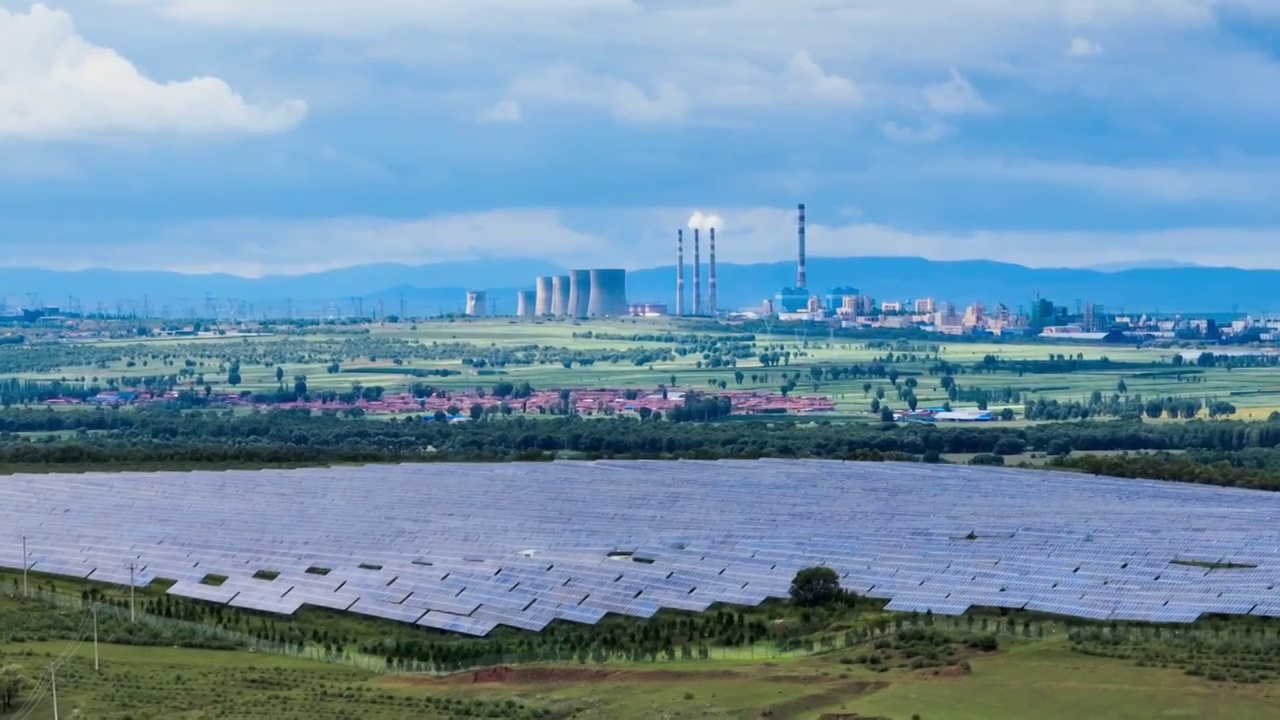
[673,218,721,317]
[567,270,592,318]
[464,291,487,317]
[515,291,535,318]
[770,203,812,317]
[586,269,628,317]
[629,303,668,317]
[550,276,570,316]
[534,277,553,316]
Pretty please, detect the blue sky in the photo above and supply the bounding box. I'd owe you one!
[1,0,1279,276]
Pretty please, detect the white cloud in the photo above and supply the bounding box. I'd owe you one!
[787,51,861,105]
[100,0,1280,128]
[1066,37,1104,57]
[881,119,949,145]
[950,158,1280,204]
[0,4,306,140]
[924,68,995,115]
[476,99,522,123]
[509,66,689,125]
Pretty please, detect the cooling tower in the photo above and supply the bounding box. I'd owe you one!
[465,290,487,317]
[516,290,535,318]
[708,227,717,316]
[551,275,570,316]
[586,269,628,318]
[567,269,592,318]
[693,228,702,316]
[676,229,685,317]
[534,276,553,315]
[797,203,807,290]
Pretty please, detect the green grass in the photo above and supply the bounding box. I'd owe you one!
[381,636,1280,719]
[0,641,536,719]
[846,640,1280,720]
[8,318,1276,422]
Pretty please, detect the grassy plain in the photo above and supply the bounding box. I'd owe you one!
[5,635,1278,719]
[19,317,1280,420]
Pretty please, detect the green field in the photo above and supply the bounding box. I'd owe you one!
[10,318,1276,420]
[5,635,1278,719]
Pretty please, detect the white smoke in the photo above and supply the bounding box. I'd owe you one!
[687,212,724,231]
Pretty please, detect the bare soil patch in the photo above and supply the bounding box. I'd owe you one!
[396,665,745,686]
[913,663,973,679]
[756,681,889,719]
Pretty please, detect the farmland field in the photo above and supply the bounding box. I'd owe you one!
[4,635,1278,718]
[6,317,1276,420]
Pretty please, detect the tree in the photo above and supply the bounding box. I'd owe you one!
[1,664,28,712]
[862,382,872,397]
[227,362,241,387]
[790,567,843,607]
[880,406,895,422]
[433,410,447,423]
[293,375,308,397]
[469,403,484,421]
[1116,379,1128,394]
[275,366,285,384]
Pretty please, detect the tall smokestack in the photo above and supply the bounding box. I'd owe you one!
[676,229,685,317]
[796,203,807,290]
[693,228,702,315]
[708,227,717,316]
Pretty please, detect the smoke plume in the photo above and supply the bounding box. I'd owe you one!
[687,212,723,231]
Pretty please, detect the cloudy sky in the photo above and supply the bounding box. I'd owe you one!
[2,0,1279,276]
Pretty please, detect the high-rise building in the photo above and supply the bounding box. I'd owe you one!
[1030,297,1056,329]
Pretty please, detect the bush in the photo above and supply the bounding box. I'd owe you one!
[966,634,999,652]
[789,567,844,607]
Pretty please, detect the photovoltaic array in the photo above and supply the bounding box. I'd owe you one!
[3,460,1280,635]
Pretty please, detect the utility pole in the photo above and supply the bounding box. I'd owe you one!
[21,535,28,597]
[128,563,137,622]
[92,602,100,671]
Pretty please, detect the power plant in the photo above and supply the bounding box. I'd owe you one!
[797,202,808,290]
[550,275,570,316]
[464,290,487,317]
[534,276,553,316]
[693,228,702,316]
[708,226,717,316]
[567,270,592,318]
[675,229,685,317]
[516,290,535,318]
[774,203,813,313]
[586,269,628,317]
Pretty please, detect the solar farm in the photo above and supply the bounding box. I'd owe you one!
[4,459,1280,635]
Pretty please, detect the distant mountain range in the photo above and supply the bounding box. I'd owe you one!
[0,257,1271,316]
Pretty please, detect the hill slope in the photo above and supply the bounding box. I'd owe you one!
[1,257,1268,315]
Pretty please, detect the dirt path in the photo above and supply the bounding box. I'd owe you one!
[756,681,889,719]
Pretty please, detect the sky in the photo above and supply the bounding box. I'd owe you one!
[2,0,1280,277]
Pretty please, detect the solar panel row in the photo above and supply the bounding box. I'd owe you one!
[5,459,1280,635]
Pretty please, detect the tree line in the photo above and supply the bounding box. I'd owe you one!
[7,407,1280,472]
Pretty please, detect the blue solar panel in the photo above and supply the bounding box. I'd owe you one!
[6,459,1280,634]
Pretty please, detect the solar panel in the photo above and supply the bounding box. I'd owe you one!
[6,459,1280,634]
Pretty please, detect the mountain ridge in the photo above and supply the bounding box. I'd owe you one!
[0,257,1269,315]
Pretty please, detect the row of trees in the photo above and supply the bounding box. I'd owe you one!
[7,407,1280,471]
